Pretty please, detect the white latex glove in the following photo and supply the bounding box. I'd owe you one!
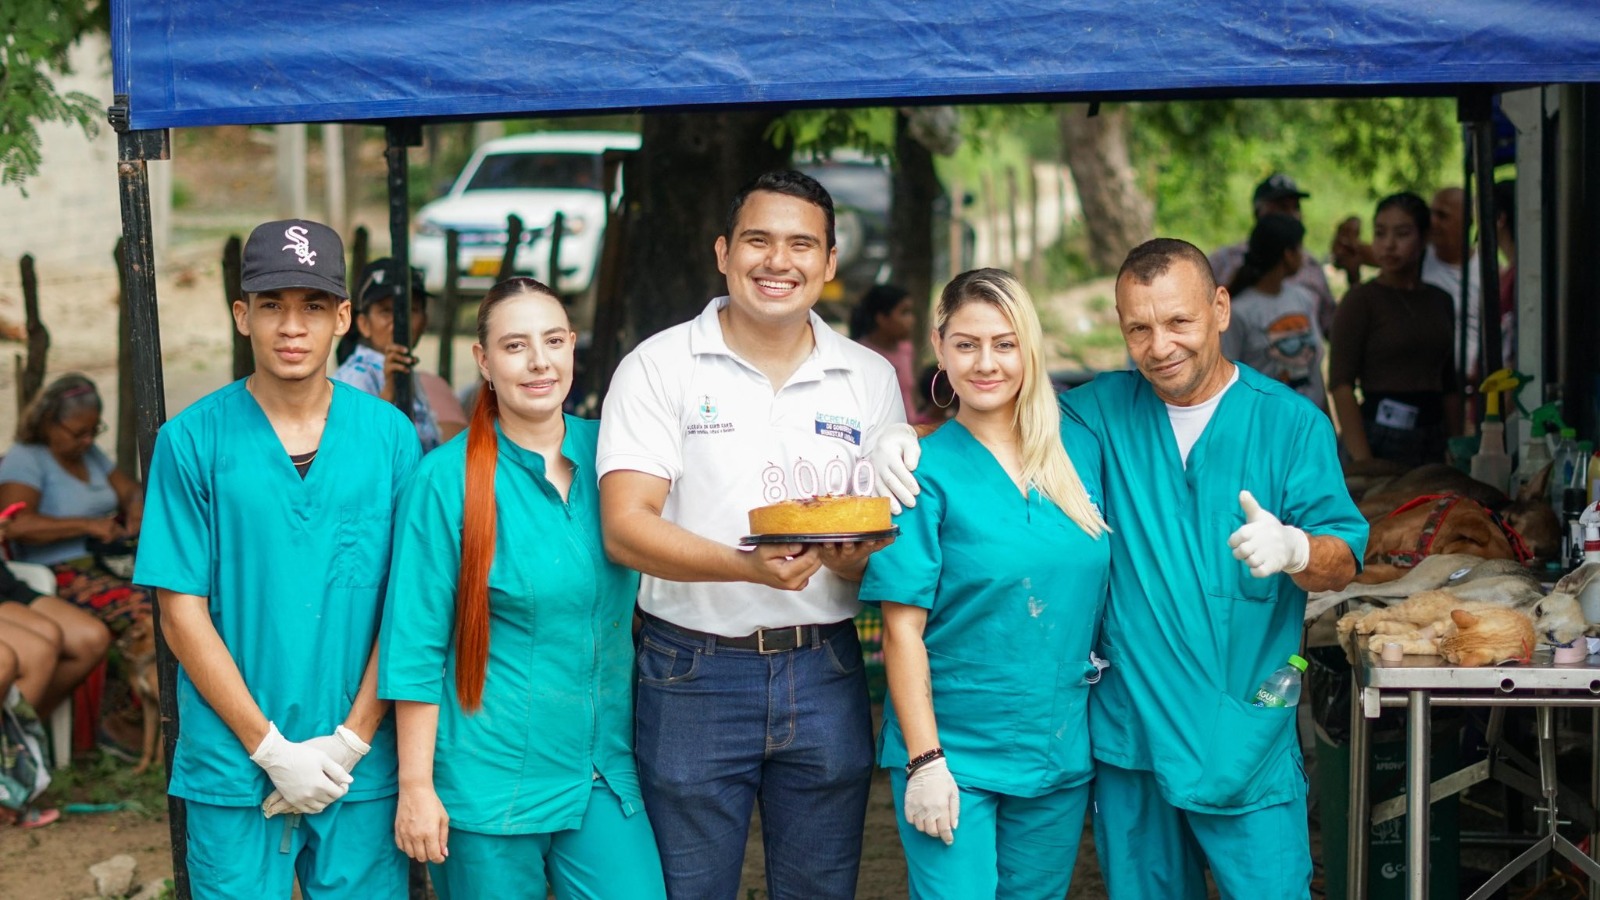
[1227,490,1310,578]
[903,757,960,845]
[249,722,353,817]
[261,726,369,818]
[870,423,921,514]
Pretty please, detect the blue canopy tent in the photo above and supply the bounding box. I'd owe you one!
[110,3,1600,898]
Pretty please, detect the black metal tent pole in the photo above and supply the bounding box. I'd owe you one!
[108,96,189,899]
[382,121,432,900]
[1472,111,1504,378]
[385,123,421,417]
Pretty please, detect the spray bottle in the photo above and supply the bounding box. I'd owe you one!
[1470,369,1525,494]
[1579,503,1600,625]
[1513,403,1563,500]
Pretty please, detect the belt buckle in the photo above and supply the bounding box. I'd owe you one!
[757,626,803,654]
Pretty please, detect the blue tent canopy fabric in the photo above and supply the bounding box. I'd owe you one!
[113,0,1600,130]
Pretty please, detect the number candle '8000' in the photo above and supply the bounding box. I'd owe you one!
[761,459,876,503]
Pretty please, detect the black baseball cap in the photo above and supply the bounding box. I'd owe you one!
[241,219,348,299]
[355,259,429,313]
[1253,173,1311,205]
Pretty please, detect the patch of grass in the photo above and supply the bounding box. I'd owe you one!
[42,752,168,817]
[1086,294,1111,315]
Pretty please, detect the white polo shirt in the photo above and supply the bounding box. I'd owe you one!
[597,297,906,636]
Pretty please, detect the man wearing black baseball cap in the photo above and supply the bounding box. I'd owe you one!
[1209,173,1337,336]
[134,219,420,896]
[333,259,467,451]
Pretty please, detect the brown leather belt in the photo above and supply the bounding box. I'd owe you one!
[642,613,849,654]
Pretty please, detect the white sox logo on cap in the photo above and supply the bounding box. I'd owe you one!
[282,225,318,266]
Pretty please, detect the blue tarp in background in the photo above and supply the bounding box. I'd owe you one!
[113,1,1600,129]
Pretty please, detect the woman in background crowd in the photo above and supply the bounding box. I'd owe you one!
[1223,214,1329,413]
[1329,192,1461,467]
[851,283,918,419]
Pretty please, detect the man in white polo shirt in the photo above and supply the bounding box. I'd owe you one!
[598,170,905,899]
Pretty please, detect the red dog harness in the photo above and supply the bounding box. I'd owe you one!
[1380,492,1535,569]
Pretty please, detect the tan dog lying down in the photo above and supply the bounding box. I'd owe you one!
[1327,558,1595,667]
[1306,554,1540,622]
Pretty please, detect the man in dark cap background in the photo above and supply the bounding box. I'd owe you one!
[1209,173,1338,337]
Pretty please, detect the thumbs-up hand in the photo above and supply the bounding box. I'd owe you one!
[1227,490,1310,578]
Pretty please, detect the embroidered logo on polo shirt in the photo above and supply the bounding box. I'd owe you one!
[697,395,718,423]
[814,412,862,445]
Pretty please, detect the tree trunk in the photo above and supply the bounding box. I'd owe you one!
[890,110,941,367]
[1059,105,1153,275]
[618,112,790,350]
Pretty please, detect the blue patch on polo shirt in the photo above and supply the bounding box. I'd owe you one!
[815,415,862,445]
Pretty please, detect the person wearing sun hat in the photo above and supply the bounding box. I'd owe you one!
[133,219,421,897]
[1209,173,1338,337]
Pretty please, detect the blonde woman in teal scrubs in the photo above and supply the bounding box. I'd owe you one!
[860,268,1111,899]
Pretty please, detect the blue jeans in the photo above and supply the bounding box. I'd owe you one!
[634,617,874,900]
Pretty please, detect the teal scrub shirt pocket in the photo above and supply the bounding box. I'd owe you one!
[927,648,1019,769]
[1187,691,1297,809]
[1205,512,1276,603]
[333,506,390,588]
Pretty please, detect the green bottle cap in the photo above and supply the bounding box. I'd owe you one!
[1289,654,1308,672]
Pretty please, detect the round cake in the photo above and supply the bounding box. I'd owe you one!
[747,495,892,536]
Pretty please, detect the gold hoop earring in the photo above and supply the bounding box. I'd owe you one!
[930,367,955,410]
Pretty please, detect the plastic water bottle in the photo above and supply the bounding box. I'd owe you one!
[1250,655,1308,708]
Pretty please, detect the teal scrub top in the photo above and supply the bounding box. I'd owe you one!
[378,416,644,836]
[1061,364,1367,814]
[860,419,1111,797]
[133,380,421,806]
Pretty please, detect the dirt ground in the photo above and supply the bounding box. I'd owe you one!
[0,750,1110,900]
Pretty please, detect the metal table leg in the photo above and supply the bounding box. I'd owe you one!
[1407,690,1431,899]
[1592,707,1599,900]
[1350,681,1371,900]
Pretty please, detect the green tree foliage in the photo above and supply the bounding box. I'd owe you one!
[1,0,106,190]
[1125,97,1460,252]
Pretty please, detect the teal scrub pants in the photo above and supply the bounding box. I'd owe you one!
[185,796,405,900]
[890,770,1091,900]
[1091,763,1311,900]
[430,781,666,900]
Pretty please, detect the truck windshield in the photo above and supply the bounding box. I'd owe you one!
[464,152,603,192]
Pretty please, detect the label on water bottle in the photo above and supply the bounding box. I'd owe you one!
[1252,688,1287,708]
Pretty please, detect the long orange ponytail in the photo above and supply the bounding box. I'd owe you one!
[453,275,559,711]
[455,382,499,710]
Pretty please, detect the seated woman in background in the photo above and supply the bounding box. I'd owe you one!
[1222,214,1329,413]
[1328,193,1461,468]
[0,375,149,632]
[335,258,468,452]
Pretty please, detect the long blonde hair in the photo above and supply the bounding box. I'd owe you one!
[936,269,1107,539]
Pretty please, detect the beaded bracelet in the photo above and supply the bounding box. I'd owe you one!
[905,747,945,776]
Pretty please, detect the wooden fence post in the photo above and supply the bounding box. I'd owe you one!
[114,240,138,478]
[436,229,461,383]
[221,236,253,380]
[15,254,49,417]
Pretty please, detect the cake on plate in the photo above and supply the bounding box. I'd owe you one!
[747,495,892,536]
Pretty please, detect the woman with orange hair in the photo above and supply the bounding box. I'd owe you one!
[379,278,666,898]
